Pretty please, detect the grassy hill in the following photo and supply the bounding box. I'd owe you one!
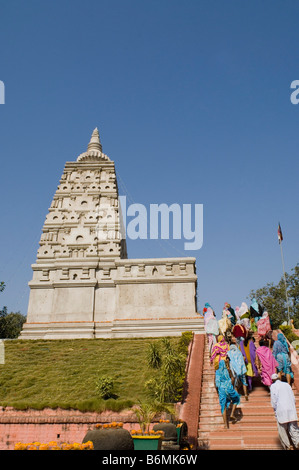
[0,336,186,412]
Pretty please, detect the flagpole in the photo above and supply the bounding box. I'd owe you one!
[278,224,290,324]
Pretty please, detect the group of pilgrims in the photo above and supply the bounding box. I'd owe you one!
[203,299,294,428]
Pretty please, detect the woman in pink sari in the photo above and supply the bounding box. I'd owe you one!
[257,311,272,340]
[255,339,278,390]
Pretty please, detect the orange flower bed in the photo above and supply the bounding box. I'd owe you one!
[14,441,94,450]
[131,429,164,437]
[95,422,124,429]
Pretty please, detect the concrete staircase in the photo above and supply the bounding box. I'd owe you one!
[197,337,299,450]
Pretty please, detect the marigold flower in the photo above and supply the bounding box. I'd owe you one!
[48,441,58,447]
[72,443,81,450]
[61,442,72,450]
[14,442,27,450]
[81,441,94,450]
[39,444,49,450]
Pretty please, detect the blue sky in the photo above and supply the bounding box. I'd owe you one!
[0,0,298,319]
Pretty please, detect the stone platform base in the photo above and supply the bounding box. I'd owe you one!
[19,317,205,339]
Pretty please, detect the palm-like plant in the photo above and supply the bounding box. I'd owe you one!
[133,401,158,434]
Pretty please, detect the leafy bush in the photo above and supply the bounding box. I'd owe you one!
[147,342,162,369]
[145,336,188,403]
[96,375,115,400]
[279,325,299,344]
[178,331,193,355]
[133,401,158,434]
[0,309,26,338]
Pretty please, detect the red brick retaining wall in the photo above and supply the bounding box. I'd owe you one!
[0,408,150,450]
[179,333,205,449]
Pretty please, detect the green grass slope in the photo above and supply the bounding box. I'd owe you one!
[0,337,182,412]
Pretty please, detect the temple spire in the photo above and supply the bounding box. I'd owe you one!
[87,127,102,152]
[77,127,109,162]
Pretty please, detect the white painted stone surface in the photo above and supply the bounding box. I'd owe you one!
[20,129,204,339]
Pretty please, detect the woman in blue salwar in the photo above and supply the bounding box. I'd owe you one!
[272,333,293,385]
[215,359,241,428]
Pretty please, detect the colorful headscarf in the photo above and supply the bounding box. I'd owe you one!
[274,333,289,354]
[238,302,249,318]
[203,302,213,313]
[215,359,231,387]
[272,333,293,378]
[210,335,229,368]
[226,306,236,326]
[257,312,271,336]
[204,307,214,327]
[218,313,232,335]
[228,344,247,377]
[204,307,219,336]
[250,317,257,332]
[250,298,259,314]
[232,323,247,339]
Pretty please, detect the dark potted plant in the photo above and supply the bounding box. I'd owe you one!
[82,422,134,450]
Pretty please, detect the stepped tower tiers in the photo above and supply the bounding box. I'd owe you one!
[20,129,204,339]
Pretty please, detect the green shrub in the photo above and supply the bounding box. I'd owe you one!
[145,335,188,403]
[178,331,193,354]
[147,342,162,369]
[279,325,299,344]
[96,375,115,400]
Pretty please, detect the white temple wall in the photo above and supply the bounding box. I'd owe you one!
[115,282,196,319]
[51,286,95,322]
[94,286,116,322]
[27,288,54,322]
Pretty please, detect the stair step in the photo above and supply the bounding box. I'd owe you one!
[199,422,279,432]
[207,429,279,439]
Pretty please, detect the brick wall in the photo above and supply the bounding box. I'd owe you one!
[0,408,142,450]
[179,333,205,449]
